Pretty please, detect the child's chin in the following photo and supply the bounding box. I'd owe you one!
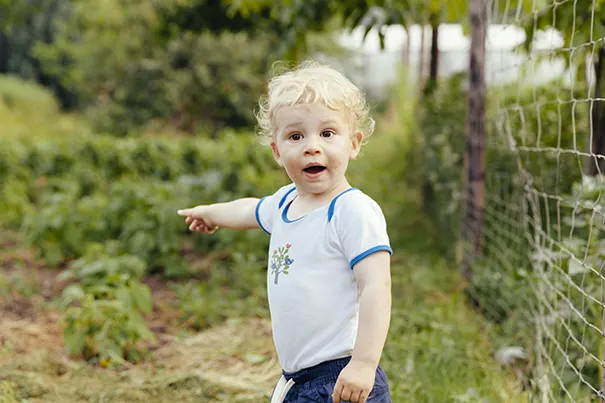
[299,183,332,195]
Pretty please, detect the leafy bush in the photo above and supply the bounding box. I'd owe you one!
[62,295,156,365]
[1,131,284,270]
[59,246,156,365]
[416,73,467,252]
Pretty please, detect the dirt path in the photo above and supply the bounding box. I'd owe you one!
[0,236,281,402]
[0,317,280,402]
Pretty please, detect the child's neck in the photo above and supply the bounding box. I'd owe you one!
[291,181,351,213]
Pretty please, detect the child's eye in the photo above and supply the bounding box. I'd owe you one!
[290,133,302,141]
[321,130,335,138]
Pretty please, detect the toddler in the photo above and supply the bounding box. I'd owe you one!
[177,61,392,403]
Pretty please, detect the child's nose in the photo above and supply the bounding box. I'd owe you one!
[304,136,321,155]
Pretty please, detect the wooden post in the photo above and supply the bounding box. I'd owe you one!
[462,0,487,281]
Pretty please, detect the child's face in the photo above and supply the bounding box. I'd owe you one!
[271,102,363,198]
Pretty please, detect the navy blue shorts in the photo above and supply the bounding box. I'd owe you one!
[274,356,391,403]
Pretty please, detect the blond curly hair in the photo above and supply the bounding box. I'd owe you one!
[255,60,375,146]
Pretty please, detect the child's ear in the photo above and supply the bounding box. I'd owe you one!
[271,142,284,166]
[349,131,364,159]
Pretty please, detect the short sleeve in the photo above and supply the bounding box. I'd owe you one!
[255,184,296,235]
[333,191,392,269]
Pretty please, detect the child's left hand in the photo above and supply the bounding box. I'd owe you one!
[332,359,376,403]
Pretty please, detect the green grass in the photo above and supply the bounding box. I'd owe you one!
[384,256,525,402]
[371,193,526,403]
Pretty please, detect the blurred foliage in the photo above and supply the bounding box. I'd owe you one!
[0,131,284,268]
[518,0,605,174]
[519,0,605,71]
[0,0,76,107]
[0,74,58,114]
[408,72,588,257]
[228,0,468,51]
[172,256,269,331]
[0,75,92,138]
[59,246,156,365]
[0,0,478,136]
[29,0,271,135]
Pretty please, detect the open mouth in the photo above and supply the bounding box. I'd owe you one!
[303,165,326,174]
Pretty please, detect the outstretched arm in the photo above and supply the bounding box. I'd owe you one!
[177,197,261,232]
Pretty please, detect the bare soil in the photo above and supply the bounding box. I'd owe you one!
[0,231,280,402]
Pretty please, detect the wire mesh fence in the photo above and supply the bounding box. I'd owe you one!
[469,0,605,400]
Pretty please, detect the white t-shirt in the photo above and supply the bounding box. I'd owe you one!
[255,184,392,373]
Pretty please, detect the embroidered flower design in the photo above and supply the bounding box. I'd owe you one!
[270,243,294,285]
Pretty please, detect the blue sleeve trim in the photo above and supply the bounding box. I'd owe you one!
[255,197,271,235]
[350,245,392,269]
[278,185,297,209]
[328,187,357,222]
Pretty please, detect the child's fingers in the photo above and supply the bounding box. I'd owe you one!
[185,216,193,224]
[348,389,362,403]
[194,221,209,232]
[332,381,344,403]
[190,219,205,232]
[190,219,217,234]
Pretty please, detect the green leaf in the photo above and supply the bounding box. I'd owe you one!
[61,284,86,304]
[128,311,156,341]
[130,282,152,313]
[115,287,133,309]
[64,325,86,356]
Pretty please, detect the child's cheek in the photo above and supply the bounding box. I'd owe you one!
[283,159,299,178]
[282,155,297,171]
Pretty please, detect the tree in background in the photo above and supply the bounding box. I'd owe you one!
[0,0,76,108]
[31,0,279,136]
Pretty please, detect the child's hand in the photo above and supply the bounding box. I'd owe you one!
[177,206,219,234]
[332,359,376,403]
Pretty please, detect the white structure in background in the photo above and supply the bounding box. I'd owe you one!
[334,24,565,100]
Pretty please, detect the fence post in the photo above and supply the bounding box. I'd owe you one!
[462,0,487,281]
